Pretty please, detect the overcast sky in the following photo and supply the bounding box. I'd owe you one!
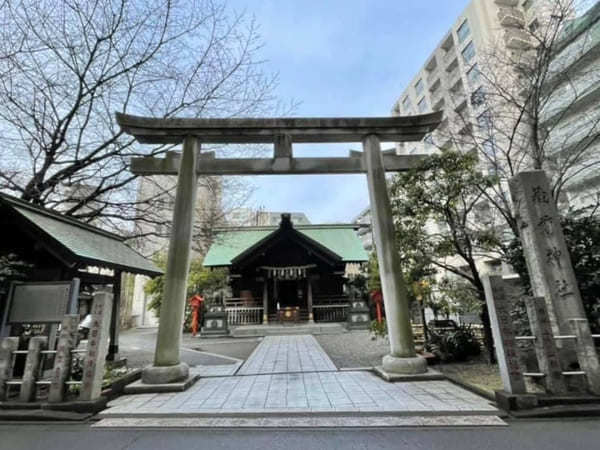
[227,0,469,223]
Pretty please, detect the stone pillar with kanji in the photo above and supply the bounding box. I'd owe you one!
[509,171,586,337]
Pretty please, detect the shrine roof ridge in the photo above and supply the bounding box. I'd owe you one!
[0,193,162,276]
[116,111,443,144]
[0,192,124,241]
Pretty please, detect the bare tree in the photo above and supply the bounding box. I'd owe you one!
[0,0,284,238]
[434,0,600,236]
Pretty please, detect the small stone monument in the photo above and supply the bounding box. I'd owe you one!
[201,290,229,337]
[483,275,527,395]
[79,291,113,401]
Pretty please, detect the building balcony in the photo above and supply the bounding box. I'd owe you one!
[432,97,445,113]
[498,7,525,28]
[458,122,473,137]
[453,96,468,114]
[431,88,445,109]
[494,0,518,6]
[504,28,531,49]
[427,68,440,87]
[443,48,458,68]
[446,67,462,88]
[425,54,438,72]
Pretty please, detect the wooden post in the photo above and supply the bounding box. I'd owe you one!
[363,134,426,374]
[0,337,19,400]
[307,277,314,323]
[262,278,268,324]
[524,296,567,394]
[48,315,79,403]
[569,318,600,394]
[80,292,113,401]
[143,136,199,384]
[107,269,122,361]
[482,275,527,394]
[19,336,47,402]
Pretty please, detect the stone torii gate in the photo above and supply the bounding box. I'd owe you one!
[117,112,443,385]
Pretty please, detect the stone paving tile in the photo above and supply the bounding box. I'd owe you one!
[101,372,498,417]
[237,335,337,375]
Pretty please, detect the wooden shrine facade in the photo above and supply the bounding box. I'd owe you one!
[203,214,368,324]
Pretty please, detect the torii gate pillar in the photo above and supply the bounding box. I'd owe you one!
[142,136,198,384]
[363,135,427,375]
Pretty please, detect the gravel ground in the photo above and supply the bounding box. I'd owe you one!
[315,330,390,368]
[435,361,503,396]
[118,329,260,368]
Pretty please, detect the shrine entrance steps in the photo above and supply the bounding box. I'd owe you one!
[230,322,345,338]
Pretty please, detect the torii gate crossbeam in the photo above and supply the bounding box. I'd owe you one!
[117,111,443,386]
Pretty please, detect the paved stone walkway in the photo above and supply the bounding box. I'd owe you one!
[100,335,498,419]
[237,335,337,375]
[101,371,497,416]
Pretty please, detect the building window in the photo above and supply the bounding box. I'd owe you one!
[457,20,470,44]
[415,79,424,96]
[402,96,412,112]
[467,63,480,86]
[417,97,428,113]
[482,139,499,175]
[471,87,485,107]
[522,0,533,11]
[477,110,493,130]
[462,41,476,64]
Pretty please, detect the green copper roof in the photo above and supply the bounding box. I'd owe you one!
[1,194,162,276]
[203,225,368,267]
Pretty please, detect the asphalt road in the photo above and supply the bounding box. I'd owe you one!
[1,419,599,450]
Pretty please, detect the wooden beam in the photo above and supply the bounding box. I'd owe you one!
[116,112,443,144]
[130,154,426,175]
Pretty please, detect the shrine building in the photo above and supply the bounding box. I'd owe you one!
[203,214,368,324]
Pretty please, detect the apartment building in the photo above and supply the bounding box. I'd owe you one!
[542,2,600,210]
[386,0,538,284]
[393,0,598,204]
[393,0,540,157]
[227,207,311,226]
[129,174,222,327]
[376,0,599,314]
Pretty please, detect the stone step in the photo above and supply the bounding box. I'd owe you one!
[93,415,507,428]
[231,323,346,337]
